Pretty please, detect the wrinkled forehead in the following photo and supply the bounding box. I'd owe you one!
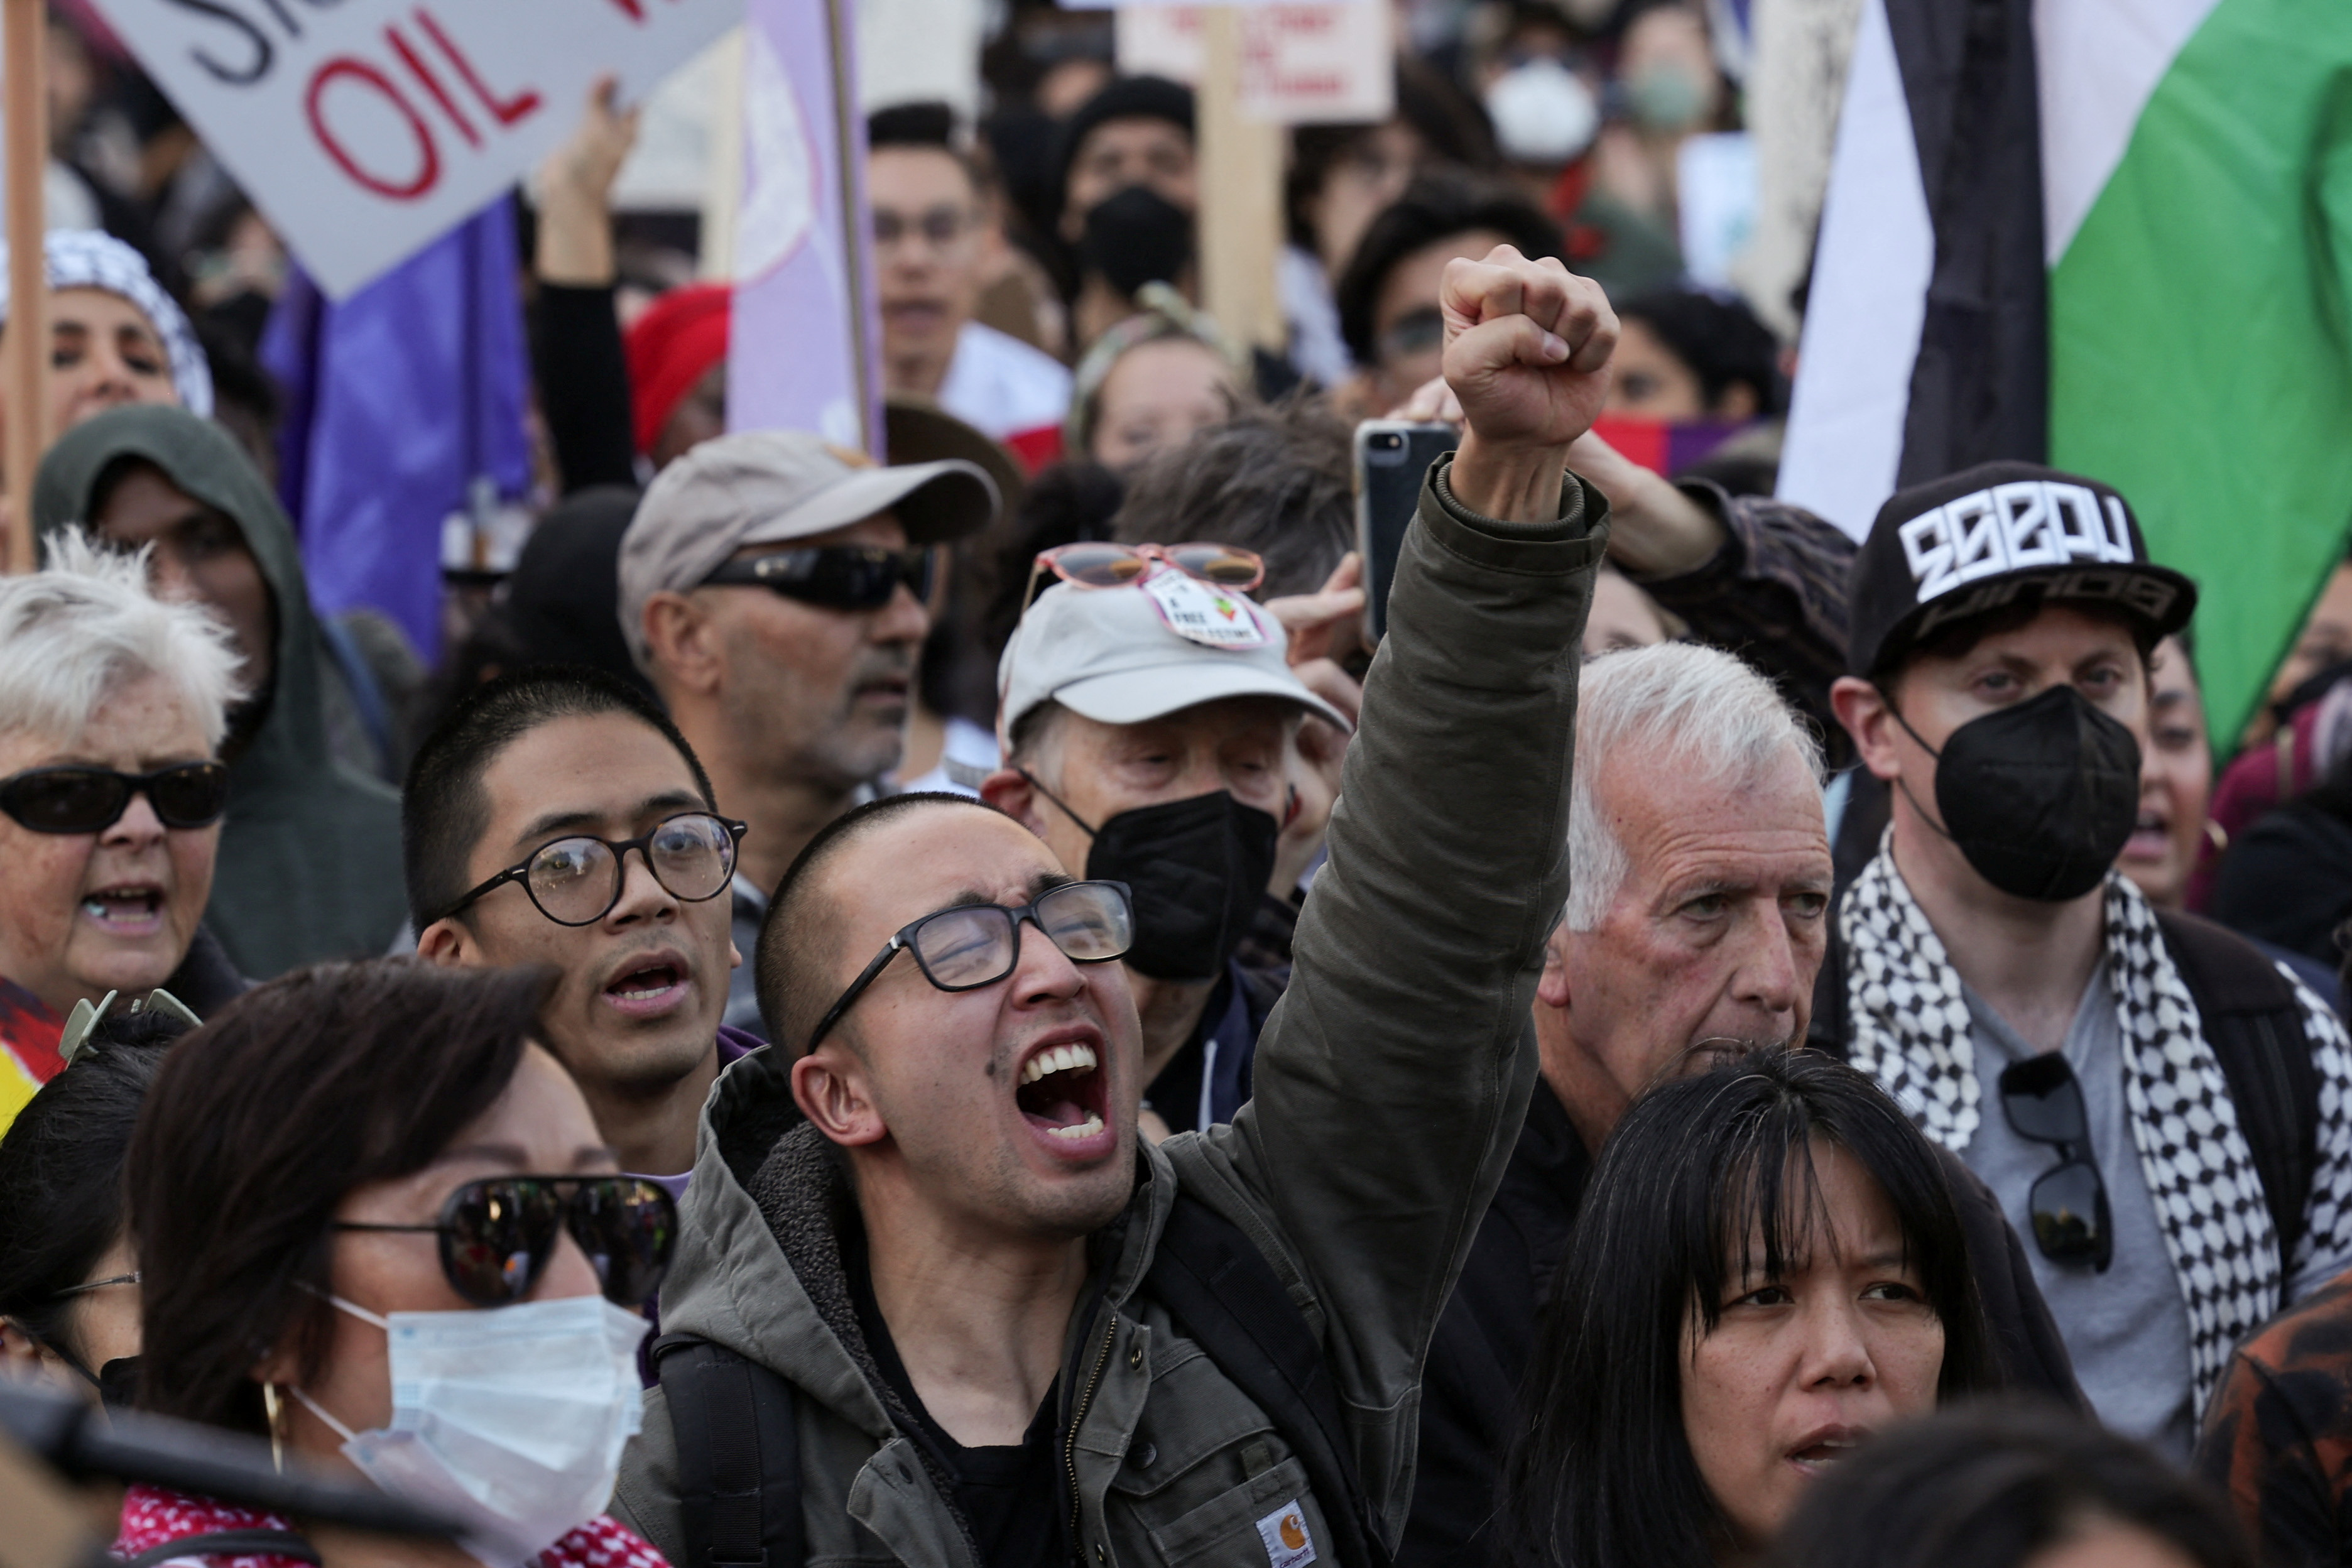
[823,806,1074,945]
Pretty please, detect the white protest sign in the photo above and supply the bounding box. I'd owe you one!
[1113,3,1392,124]
[87,0,742,298]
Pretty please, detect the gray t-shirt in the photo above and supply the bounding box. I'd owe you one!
[1960,961,2197,1459]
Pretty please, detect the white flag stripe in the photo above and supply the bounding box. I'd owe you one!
[1775,0,1933,542]
[2035,0,2221,263]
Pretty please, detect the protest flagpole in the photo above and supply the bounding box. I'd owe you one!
[1195,6,1285,356]
[2,0,44,574]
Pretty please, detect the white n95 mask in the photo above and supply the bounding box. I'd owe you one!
[293,1293,647,1568]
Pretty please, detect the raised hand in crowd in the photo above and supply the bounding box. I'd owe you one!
[536,75,643,290]
[1439,245,1616,521]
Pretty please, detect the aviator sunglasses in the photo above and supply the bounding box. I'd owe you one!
[701,544,935,611]
[0,761,229,835]
[336,1175,678,1308]
[1998,1054,2114,1272]
[1018,541,1264,614]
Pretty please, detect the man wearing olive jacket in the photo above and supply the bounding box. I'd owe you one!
[614,245,1613,1568]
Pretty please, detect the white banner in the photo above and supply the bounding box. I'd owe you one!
[89,0,741,298]
[1114,3,1393,124]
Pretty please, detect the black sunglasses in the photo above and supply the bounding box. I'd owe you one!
[0,761,228,834]
[1998,1055,2113,1272]
[807,880,1134,1050]
[700,545,935,612]
[337,1175,678,1308]
[433,810,747,927]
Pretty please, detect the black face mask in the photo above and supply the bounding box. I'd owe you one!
[1024,776,1278,981]
[1894,684,2143,902]
[1080,184,1193,298]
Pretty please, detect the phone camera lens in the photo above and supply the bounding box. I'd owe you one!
[1373,433,1403,450]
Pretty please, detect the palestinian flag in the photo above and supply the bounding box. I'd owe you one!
[1778,0,2352,744]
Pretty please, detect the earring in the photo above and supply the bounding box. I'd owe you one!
[261,1382,286,1473]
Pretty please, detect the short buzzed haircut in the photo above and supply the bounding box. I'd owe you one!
[757,791,1008,1052]
[403,665,717,929]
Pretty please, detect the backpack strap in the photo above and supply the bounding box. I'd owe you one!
[1144,1192,1395,1568]
[651,1333,803,1568]
[119,1530,321,1568]
[2155,908,2321,1267]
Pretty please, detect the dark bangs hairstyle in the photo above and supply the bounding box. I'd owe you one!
[0,1008,191,1379]
[1498,1048,1997,1568]
[126,960,558,1434]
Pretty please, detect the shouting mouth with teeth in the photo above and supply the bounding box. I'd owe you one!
[1011,1028,1116,1156]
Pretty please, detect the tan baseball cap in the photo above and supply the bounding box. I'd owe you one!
[619,430,999,668]
[998,577,1351,746]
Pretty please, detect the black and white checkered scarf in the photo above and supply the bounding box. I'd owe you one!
[1841,843,2352,1412]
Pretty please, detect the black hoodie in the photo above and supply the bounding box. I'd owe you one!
[32,406,406,977]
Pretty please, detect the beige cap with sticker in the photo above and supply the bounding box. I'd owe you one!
[997,575,1351,744]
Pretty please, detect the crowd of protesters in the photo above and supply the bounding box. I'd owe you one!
[4,5,2352,1568]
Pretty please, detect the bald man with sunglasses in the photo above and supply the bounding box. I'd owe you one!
[619,431,1000,1035]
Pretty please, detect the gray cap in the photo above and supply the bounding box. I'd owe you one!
[998,576,1351,744]
[619,430,999,667]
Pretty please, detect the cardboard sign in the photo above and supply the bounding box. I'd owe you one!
[1113,3,1393,124]
[87,0,739,298]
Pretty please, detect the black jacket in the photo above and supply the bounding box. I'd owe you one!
[1398,1078,2086,1568]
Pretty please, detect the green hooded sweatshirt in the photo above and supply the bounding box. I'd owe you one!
[32,405,406,978]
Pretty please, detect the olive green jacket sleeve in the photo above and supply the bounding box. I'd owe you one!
[1167,453,1606,1542]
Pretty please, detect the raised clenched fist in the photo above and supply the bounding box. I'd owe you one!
[1442,246,1616,452]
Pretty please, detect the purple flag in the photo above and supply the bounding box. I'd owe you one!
[263,201,533,658]
[727,0,883,454]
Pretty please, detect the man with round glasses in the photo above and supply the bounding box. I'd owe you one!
[615,244,1616,1568]
[620,428,999,1036]
[406,667,756,1188]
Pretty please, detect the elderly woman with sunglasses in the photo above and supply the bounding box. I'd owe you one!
[119,959,678,1568]
[0,531,244,1138]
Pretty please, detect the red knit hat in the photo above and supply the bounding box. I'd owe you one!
[624,282,732,455]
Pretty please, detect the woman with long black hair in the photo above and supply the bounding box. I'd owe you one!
[1499,1047,2000,1567]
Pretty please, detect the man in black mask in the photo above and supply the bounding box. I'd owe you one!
[1051,75,1199,350]
[1814,460,2352,1461]
[983,563,1347,1138]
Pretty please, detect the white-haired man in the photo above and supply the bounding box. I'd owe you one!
[1399,641,2081,1568]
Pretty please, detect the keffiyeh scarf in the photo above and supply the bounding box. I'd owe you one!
[1841,844,2352,1412]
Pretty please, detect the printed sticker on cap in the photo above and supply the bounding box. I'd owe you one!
[1255,1501,1317,1568]
[1143,570,1268,650]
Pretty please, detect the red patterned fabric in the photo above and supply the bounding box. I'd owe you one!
[114,1484,670,1568]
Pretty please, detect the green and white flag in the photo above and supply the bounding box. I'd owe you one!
[1780,0,2352,744]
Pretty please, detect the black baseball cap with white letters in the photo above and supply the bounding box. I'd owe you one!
[1846,460,2197,678]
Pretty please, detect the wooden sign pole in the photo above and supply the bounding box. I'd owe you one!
[2,0,45,574]
[1195,6,1285,356]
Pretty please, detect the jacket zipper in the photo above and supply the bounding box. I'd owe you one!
[1065,1311,1119,1555]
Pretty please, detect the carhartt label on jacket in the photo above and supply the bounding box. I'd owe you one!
[1255,1502,1316,1568]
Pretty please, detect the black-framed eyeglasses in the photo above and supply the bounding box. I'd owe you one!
[0,761,228,834]
[1998,1055,2113,1272]
[49,1271,139,1300]
[433,810,747,927]
[700,545,934,612]
[806,880,1135,1050]
[335,1175,678,1308]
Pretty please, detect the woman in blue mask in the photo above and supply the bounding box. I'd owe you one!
[118,961,680,1568]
